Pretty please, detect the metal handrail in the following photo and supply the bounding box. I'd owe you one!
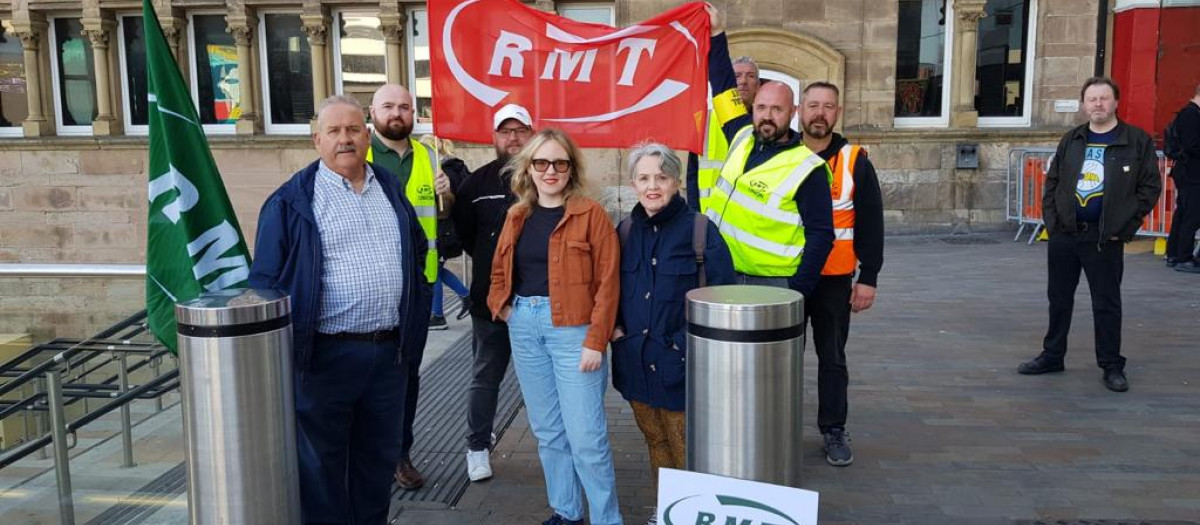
[0,369,179,470]
[0,312,150,398]
[0,263,145,277]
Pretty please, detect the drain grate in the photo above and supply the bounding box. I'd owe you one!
[84,463,186,525]
[391,331,523,507]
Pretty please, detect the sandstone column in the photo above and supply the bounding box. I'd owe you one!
[12,19,49,137]
[81,20,119,135]
[379,11,406,86]
[950,0,987,128]
[226,12,260,135]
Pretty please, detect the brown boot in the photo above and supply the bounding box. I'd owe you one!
[394,457,425,490]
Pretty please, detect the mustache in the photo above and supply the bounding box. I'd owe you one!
[336,144,356,153]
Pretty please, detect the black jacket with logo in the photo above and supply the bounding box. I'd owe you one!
[1043,121,1161,242]
[451,157,515,318]
[1171,101,1200,187]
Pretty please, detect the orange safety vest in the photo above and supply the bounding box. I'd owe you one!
[822,144,862,276]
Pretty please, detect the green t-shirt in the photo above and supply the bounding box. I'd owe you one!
[370,133,415,188]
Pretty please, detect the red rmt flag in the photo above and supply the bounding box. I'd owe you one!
[430,0,711,152]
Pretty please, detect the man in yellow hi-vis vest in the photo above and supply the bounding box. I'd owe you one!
[366,84,448,492]
[687,56,761,213]
[703,5,834,290]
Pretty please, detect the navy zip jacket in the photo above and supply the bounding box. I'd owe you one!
[248,160,433,371]
[612,196,735,411]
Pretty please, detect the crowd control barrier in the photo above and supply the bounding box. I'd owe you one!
[1007,148,1179,243]
[175,289,301,525]
[685,285,805,487]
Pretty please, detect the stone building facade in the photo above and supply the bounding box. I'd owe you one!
[0,0,1106,338]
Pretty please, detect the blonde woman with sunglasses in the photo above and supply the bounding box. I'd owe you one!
[487,129,622,525]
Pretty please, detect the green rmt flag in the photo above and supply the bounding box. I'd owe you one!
[144,0,251,351]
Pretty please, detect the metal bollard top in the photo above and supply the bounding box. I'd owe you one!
[175,288,291,329]
[686,285,803,333]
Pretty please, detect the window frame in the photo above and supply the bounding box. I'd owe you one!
[47,16,96,136]
[116,12,148,136]
[0,18,27,137]
[892,0,955,129]
[257,9,313,135]
[558,3,617,26]
[405,5,432,136]
[187,10,236,135]
[976,0,1038,128]
[331,9,388,105]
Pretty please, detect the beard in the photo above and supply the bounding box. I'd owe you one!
[803,118,830,139]
[375,119,412,141]
[756,120,788,143]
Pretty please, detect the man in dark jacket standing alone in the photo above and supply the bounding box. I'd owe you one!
[1165,84,1200,272]
[1018,78,1161,393]
[450,103,534,482]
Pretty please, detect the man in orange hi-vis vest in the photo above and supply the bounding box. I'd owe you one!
[798,81,884,468]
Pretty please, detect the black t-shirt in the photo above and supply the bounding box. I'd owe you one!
[1075,127,1117,223]
[513,204,565,297]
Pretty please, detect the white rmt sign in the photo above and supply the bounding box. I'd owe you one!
[657,469,819,525]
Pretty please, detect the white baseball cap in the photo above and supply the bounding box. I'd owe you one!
[493,103,533,130]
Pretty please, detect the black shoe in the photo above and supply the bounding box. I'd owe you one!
[1175,260,1200,274]
[1165,256,1178,268]
[542,514,584,525]
[1103,369,1129,392]
[822,428,853,467]
[429,315,448,330]
[1017,356,1065,375]
[456,296,473,320]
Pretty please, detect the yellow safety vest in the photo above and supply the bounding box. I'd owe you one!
[696,109,728,214]
[704,126,830,277]
[367,139,439,283]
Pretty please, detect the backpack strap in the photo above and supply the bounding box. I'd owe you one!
[693,213,708,288]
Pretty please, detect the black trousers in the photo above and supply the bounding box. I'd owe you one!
[1041,230,1126,371]
[466,315,512,451]
[1166,184,1200,260]
[399,335,425,459]
[804,274,853,433]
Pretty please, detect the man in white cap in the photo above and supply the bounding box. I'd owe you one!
[450,103,534,481]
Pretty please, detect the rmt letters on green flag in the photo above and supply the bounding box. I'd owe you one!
[144,0,251,351]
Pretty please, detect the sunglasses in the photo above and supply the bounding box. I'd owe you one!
[531,158,573,173]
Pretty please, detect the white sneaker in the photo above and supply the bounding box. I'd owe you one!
[466,449,492,481]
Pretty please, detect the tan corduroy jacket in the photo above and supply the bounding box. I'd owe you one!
[487,196,620,352]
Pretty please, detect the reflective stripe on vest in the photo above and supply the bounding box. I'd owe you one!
[696,110,728,215]
[367,139,440,283]
[822,144,860,276]
[705,125,829,277]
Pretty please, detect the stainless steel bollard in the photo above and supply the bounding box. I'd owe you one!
[685,285,805,487]
[175,289,300,524]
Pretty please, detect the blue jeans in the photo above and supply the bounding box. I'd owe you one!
[295,335,407,525]
[432,264,469,317]
[507,296,622,525]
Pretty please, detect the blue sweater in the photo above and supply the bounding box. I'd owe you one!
[248,160,432,371]
[612,196,735,411]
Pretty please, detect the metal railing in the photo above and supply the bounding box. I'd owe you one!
[0,310,176,525]
[0,263,146,277]
[1007,148,1187,244]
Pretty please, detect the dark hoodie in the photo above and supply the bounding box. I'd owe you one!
[811,133,885,287]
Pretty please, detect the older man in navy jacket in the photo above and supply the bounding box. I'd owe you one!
[249,95,432,525]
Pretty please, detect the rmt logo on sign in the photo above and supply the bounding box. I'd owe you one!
[431,0,710,150]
